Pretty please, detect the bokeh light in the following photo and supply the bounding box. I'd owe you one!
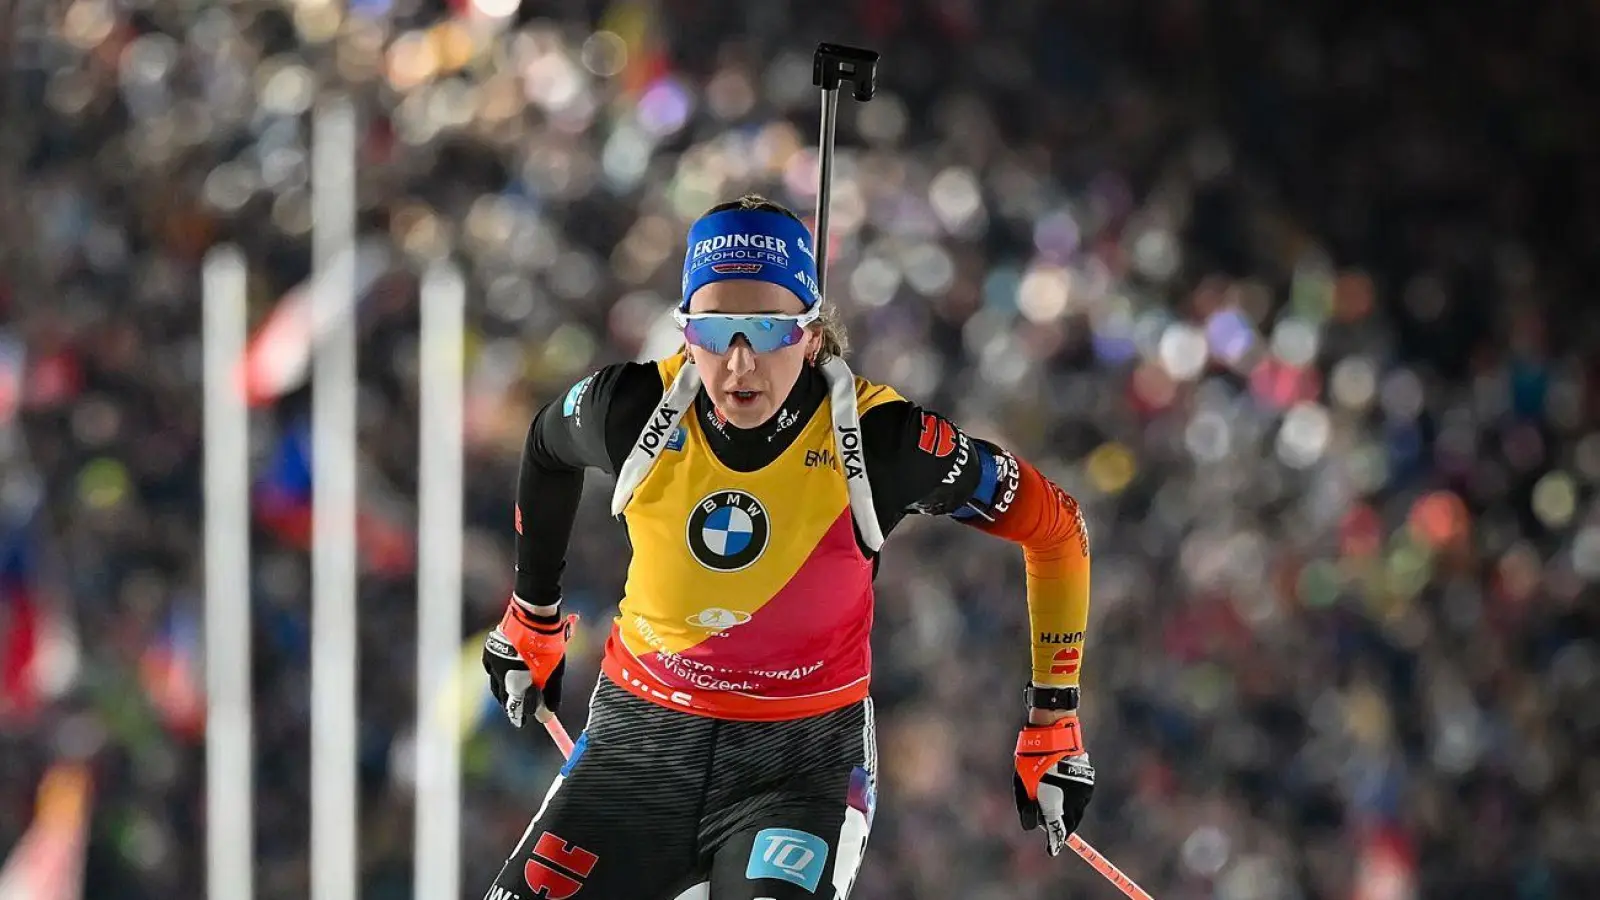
[1087,442,1138,494]
[1329,356,1378,411]
[1530,471,1578,529]
[1408,491,1470,549]
[1158,323,1208,381]
[1277,402,1331,468]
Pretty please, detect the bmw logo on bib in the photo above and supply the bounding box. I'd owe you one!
[687,490,770,572]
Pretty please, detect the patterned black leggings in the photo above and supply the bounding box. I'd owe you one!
[482,677,878,900]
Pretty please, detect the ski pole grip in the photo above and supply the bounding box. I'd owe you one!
[813,43,879,102]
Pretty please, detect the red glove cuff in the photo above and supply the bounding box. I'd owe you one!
[1014,717,1084,801]
[498,602,577,684]
[1015,716,1084,757]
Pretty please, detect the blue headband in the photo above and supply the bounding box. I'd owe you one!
[680,209,821,311]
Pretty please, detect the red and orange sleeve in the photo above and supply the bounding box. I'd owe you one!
[967,452,1092,688]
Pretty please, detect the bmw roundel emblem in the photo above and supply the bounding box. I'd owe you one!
[686,490,770,572]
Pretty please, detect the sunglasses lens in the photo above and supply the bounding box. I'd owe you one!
[682,316,804,354]
[681,319,730,353]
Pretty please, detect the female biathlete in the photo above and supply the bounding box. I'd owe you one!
[481,194,1096,899]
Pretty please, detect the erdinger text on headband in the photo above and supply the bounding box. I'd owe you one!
[679,209,823,313]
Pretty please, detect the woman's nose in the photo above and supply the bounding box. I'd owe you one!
[725,339,755,376]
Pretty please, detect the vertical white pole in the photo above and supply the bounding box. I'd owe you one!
[310,93,360,900]
[202,244,254,900]
[414,261,466,900]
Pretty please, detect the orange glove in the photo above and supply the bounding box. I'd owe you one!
[1013,716,1095,856]
[482,599,578,728]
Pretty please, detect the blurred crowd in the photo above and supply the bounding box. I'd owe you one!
[3,0,1600,897]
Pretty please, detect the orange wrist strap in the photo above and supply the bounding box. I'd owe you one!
[1015,717,1084,756]
[498,603,576,679]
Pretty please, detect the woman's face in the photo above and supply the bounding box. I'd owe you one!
[684,280,821,430]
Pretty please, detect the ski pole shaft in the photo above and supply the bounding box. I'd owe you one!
[535,707,575,759]
[1066,833,1157,900]
[815,84,840,298]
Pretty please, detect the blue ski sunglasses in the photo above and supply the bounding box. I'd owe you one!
[677,208,824,354]
[671,306,822,355]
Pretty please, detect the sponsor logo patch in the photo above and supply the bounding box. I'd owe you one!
[686,607,753,631]
[523,832,598,900]
[837,425,864,481]
[804,448,836,470]
[745,828,828,893]
[1050,647,1081,676]
[686,490,770,573]
[561,374,594,419]
[636,404,681,459]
